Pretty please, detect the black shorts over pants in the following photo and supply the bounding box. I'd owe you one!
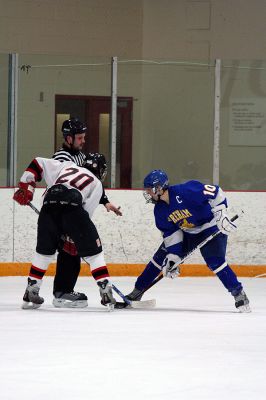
[36,204,102,257]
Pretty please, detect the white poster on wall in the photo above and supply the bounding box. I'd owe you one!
[229,98,266,146]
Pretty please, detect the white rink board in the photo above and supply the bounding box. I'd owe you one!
[0,188,266,264]
[0,189,15,262]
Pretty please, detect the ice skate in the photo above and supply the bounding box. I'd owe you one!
[97,279,116,309]
[234,290,251,313]
[22,278,44,309]
[53,291,88,308]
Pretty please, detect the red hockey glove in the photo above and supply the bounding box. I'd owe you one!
[62,235,78,256]
[13,182,36,205]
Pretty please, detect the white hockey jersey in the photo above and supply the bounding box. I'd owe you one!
[20,157,103,217]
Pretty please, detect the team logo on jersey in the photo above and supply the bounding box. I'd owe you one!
[179,219,195,229]
[168,209,192,224]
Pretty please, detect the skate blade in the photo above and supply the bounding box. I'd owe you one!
[114,299,156,309]
[237,304,251,313]
[22,301,42,310]
[106,303,115,312]
[52,299,88,308]
[130,299,156,309]
[114,302,128,309]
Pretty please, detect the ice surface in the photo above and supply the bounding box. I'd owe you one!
[0,276,266,400]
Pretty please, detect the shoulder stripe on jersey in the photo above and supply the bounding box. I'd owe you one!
[208,187,226,208]
[26,159,43,182]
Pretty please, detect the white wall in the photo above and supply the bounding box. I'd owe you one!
[0,188,265,265]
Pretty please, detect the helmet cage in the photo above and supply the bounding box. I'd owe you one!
[83,153,107,182]
[143,170,169,203]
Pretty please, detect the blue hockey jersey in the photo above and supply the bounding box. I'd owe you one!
[154,180,227,256]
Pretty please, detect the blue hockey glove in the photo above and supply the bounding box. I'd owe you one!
[162,254,181,279]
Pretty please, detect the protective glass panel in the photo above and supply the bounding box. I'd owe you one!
[220,60,266,190]
[17,54,111,182]
[117,59,215,188]
[0,54,9,186]
[11,56,266,190]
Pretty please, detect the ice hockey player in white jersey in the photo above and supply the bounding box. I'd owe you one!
[13,156,116,309]
[52,117,121,307]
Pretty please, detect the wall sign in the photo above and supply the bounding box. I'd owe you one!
[229,98,266,146]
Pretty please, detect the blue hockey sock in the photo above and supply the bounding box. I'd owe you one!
[135,261,161,291]
[211,262,243,294]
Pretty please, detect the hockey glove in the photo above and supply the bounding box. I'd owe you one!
[13,182,36,205]
[97,279,116,306]
[61,235,78,256]
[162,254,181,279]
[212,204,237,235]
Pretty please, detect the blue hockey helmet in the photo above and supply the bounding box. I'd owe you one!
[143,169,169,203]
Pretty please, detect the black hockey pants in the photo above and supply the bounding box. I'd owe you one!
[36,204,102,258]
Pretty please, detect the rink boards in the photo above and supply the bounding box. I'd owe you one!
[0,188,266,276]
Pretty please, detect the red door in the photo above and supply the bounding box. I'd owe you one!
[55,95,133,188]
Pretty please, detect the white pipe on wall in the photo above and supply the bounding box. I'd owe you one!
[213,59,221,185]
[110,56,118,188]
[7,53,18,186]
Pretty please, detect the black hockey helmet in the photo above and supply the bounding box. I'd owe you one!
[62,117,87,138]
[83,152,107,182]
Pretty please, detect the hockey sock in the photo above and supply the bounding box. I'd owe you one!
[91,266,110,281]
[210,261,243,294]
[135,261,161,291]
[28,253,54,282]
[83,252,110,281]
[29,266,46,282]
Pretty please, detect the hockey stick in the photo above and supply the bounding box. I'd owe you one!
[29,202,40,215]
[118,212,242,306]
[112,284,156,309]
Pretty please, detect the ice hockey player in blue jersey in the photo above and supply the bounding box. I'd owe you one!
[125,169,251,313]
